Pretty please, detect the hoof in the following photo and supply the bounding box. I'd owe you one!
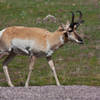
[10,84,14,87]
[25,84,29,88]
[57,83,61,86]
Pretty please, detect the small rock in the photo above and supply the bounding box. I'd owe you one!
[43,14,57,23]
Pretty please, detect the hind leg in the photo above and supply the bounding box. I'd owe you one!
[2,52,16,87]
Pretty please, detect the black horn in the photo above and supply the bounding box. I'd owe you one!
[71,11,75,24]
[77,11,82,20]
[76,11,84,24]
[69,11,84,30]
[70,11,75,30]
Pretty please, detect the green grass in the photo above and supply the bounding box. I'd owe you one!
[0,0,100,86]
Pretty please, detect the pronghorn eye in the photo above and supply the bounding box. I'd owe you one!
[64,32,68,38]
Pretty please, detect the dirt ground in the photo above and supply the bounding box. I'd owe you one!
[0,85,100,100]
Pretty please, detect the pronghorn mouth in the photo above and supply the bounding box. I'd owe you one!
[69,39,84,44]
[76,40,84,44]
[75,39,84,44]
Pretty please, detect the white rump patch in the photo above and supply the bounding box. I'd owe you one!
[0,28,6,38]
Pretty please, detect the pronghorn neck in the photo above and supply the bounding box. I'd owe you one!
[47,29,65,51]
[53,30,65,45]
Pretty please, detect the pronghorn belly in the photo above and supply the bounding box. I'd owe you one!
[30,50,46,57]
[11,38,36,55]
[11,38,46,57]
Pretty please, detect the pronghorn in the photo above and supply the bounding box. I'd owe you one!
[0,11,84,87]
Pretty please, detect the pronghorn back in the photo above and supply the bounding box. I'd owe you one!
[0,26,57,56]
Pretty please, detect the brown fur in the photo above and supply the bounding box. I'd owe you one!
[0,26,68,53]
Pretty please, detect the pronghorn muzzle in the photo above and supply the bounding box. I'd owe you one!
[75,32,84,44]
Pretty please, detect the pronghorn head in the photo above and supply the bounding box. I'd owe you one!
[60,11,84,44]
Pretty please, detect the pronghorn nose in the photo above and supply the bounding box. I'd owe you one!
[77,35,84,44]
[79,40,84,44]
[78,38,84,44]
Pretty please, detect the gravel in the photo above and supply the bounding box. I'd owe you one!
[0,85,100,100]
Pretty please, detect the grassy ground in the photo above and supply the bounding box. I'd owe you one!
[0,0,100,86]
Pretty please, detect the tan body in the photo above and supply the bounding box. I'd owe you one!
[0,26,68,87]
[0,26,66,57]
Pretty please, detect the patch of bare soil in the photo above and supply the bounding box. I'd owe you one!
[0,86,100,100]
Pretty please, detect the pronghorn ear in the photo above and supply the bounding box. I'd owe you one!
[58,26,64,31]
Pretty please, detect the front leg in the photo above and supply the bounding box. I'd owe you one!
[25,56,36,87]
[47,56,60,86]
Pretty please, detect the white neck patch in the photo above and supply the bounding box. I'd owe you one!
[46,39,54,56]
[60,36,64,44]
[46,40,50,51]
